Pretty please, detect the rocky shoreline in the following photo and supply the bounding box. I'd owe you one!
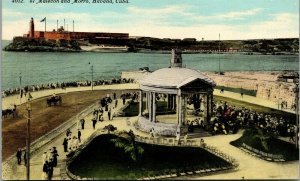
[3,37,81,52]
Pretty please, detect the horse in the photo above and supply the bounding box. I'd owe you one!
[2,109,14,118]
[47,96,62,107]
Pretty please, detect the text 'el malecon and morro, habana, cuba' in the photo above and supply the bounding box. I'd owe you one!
[11,0,129,4]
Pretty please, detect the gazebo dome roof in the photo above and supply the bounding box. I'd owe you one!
[140,67,216,88]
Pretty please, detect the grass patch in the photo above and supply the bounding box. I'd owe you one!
[230,128,299,161]
[122,101,140,117]
[68,134,230,179]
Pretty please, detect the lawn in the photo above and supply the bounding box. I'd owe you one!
[68,134,231,179]
[230,128,299,161]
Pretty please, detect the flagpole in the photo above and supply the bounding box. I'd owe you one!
[44,18,46,32]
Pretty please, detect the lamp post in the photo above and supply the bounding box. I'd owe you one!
[89,62,94,91]
[19,72,22,104]
[26,103,32,180]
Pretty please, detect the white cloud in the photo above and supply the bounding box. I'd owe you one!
[2,8,27,17]
[127,5,190,16]
[194,8,263,21]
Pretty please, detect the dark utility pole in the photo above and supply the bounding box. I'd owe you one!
[89,62,94,91]
[26,103,32,180]
[19,72,22,104]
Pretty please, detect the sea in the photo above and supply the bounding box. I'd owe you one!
[1,40,299,90]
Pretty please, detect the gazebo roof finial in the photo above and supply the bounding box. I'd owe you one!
[170,49,182,68]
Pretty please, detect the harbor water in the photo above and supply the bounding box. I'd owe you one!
[1,40,299,90]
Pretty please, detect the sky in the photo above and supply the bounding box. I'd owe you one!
[2,0,299,40]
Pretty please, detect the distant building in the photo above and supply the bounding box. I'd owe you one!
[183,38,197,42]
[23,18,129,41]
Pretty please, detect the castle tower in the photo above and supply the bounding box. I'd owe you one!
[170,49,182,68]
[29,17,35,38]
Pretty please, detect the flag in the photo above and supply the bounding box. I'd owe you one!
[40,17,46,22]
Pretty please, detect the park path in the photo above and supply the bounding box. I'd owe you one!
[192,133,299,180]
[2,83,139,110]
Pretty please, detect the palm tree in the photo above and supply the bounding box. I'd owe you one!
[104,124,117,134]
[111,130,144,161]
[252,127,276,151]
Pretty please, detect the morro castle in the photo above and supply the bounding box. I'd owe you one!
[22,18,129,43]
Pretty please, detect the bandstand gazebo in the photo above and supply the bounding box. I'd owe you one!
[137,49,216,136]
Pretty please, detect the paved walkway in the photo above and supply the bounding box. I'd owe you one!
[192,133,299,180]
[2,83,139,109]
[214,89,296,114]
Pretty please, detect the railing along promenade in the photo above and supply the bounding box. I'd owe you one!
[241,143,285,162]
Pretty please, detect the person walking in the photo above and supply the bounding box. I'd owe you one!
[108,108,111,120]
[42,161,49,180]
[16,148,22,165]
[113,92,116,100]
[47,160,54,180]
[92,118,97,130]
[122,96,126,105]
[80,119,85,130]
[51,147,59,167]
[78,129,81,143]
[63,137,68,152]
[47,148,53,162]
[115,99,118,108]
[72,136,79,151]
[66,128,72,137]
[24,150,27,166]
[42,151,48,164]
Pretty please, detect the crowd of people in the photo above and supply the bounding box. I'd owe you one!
[2,78,135,98]
[41,147,59,180]
[207,100,297,141]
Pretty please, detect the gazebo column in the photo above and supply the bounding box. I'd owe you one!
[173,95,177,110]
[139,90,143,116]
[167,94,171,109]
[206,93,210,124]
[203,94,208,125]
[182,94,186,124]
[152,92,156,122]
[177,94,182,126]
[200,94,205,112]
[146,92,149,111]
[148,92,152,121]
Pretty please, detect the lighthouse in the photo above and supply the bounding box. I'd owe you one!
[29,18,35,38]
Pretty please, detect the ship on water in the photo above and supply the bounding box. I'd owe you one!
[80,44,129,53]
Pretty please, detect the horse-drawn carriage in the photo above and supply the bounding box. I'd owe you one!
[47,95,62,106]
